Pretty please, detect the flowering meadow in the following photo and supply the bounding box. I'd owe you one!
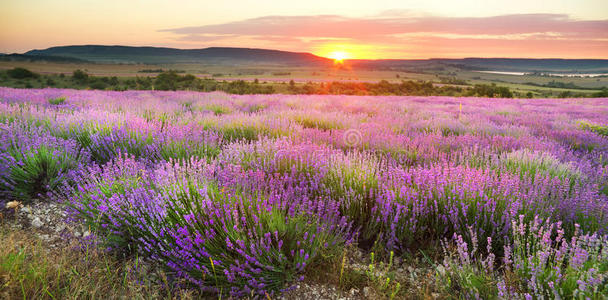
[1,87,607,298]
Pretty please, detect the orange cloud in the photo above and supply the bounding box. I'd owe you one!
[160,13,608,59]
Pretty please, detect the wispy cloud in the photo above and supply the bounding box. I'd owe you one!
[160,13,608,58]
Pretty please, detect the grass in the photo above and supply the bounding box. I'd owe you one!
[0,225,202,300]
[292,114,344,130]
[47,97,66,105]
[0,144,85,203]
[203,104,232,116]
[579,120,608,137]
[499,149,583,185]
[323,153,379,247]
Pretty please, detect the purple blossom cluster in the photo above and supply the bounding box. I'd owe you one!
[442,216,608,298]
[1,87,607,296]
[67,154,352,297]
[0,120,90,201]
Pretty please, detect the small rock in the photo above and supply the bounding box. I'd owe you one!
[6,201,21,209]
[20,206,31,213]
[83,231,91,238]
[436,265,446,276]
[31,217,43,228]
[363,287,370,297]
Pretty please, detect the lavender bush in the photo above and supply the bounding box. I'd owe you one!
[439,216,608,299]
[66,155,352,297]
[1,87,607,297]
[0,121,90,201]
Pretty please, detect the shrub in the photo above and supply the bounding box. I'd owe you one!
[7,67,38,79]
[72,69,89,83]
[0,124,89,202]
[48,97,66,105]
[292,115,344,130]
[89,80,107,90]
[499,149,583,185]
[438,216,608,299]
[87,126,158,164]
[67,156,352,297]
[374,165,519,252]
[204,104,231,116]
[1,146,79,201]
[323,153,379,246]
[579,120,608,137]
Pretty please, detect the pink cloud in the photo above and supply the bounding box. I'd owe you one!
[162,14,608,38]
[160,13,608,58]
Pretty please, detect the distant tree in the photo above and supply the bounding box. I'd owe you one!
[7,67,38,79]
[592,87,608,97]
[155,71,180,90]
[109,76,119,86]
[72,69,89,83]
[89,79,107,90]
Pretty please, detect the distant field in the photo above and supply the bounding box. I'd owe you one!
[459,70,608,89]
[0,61,426,82]
[0,60,606,97]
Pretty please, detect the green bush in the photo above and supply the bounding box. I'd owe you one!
[72,69,89,83]
[2,146,80,201]
[579,120,608,137]
[7,67,39,79]
[48,97,66,105]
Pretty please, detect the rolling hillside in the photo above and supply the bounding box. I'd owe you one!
[25,45,333,66]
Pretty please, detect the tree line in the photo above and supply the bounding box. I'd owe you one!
[2,67,606,98]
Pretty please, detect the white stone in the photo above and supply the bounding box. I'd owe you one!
[31,217,43,228]
[363,287,370,297]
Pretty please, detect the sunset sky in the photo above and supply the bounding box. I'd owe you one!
[1,0,607,59]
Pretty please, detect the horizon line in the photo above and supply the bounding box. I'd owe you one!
[9,44,608,61]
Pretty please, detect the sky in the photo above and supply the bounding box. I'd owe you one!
[1,0,607,59]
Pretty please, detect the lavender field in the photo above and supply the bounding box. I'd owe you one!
[1,87,608,298]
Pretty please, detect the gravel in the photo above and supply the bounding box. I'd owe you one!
[3,199,87,248]
[2,199,437,299]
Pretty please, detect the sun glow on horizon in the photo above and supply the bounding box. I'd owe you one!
[327,51,349,63]
[315,43,381,61]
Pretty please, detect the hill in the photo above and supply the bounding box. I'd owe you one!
[25,45,332,66]
[0,53,90,63]
[21,45,608,73]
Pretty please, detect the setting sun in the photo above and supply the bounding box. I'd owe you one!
[328,51,349,63]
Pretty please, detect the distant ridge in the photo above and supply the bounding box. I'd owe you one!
[21,45,608,72]
[1,53,90,63]
[25,45,332,65]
